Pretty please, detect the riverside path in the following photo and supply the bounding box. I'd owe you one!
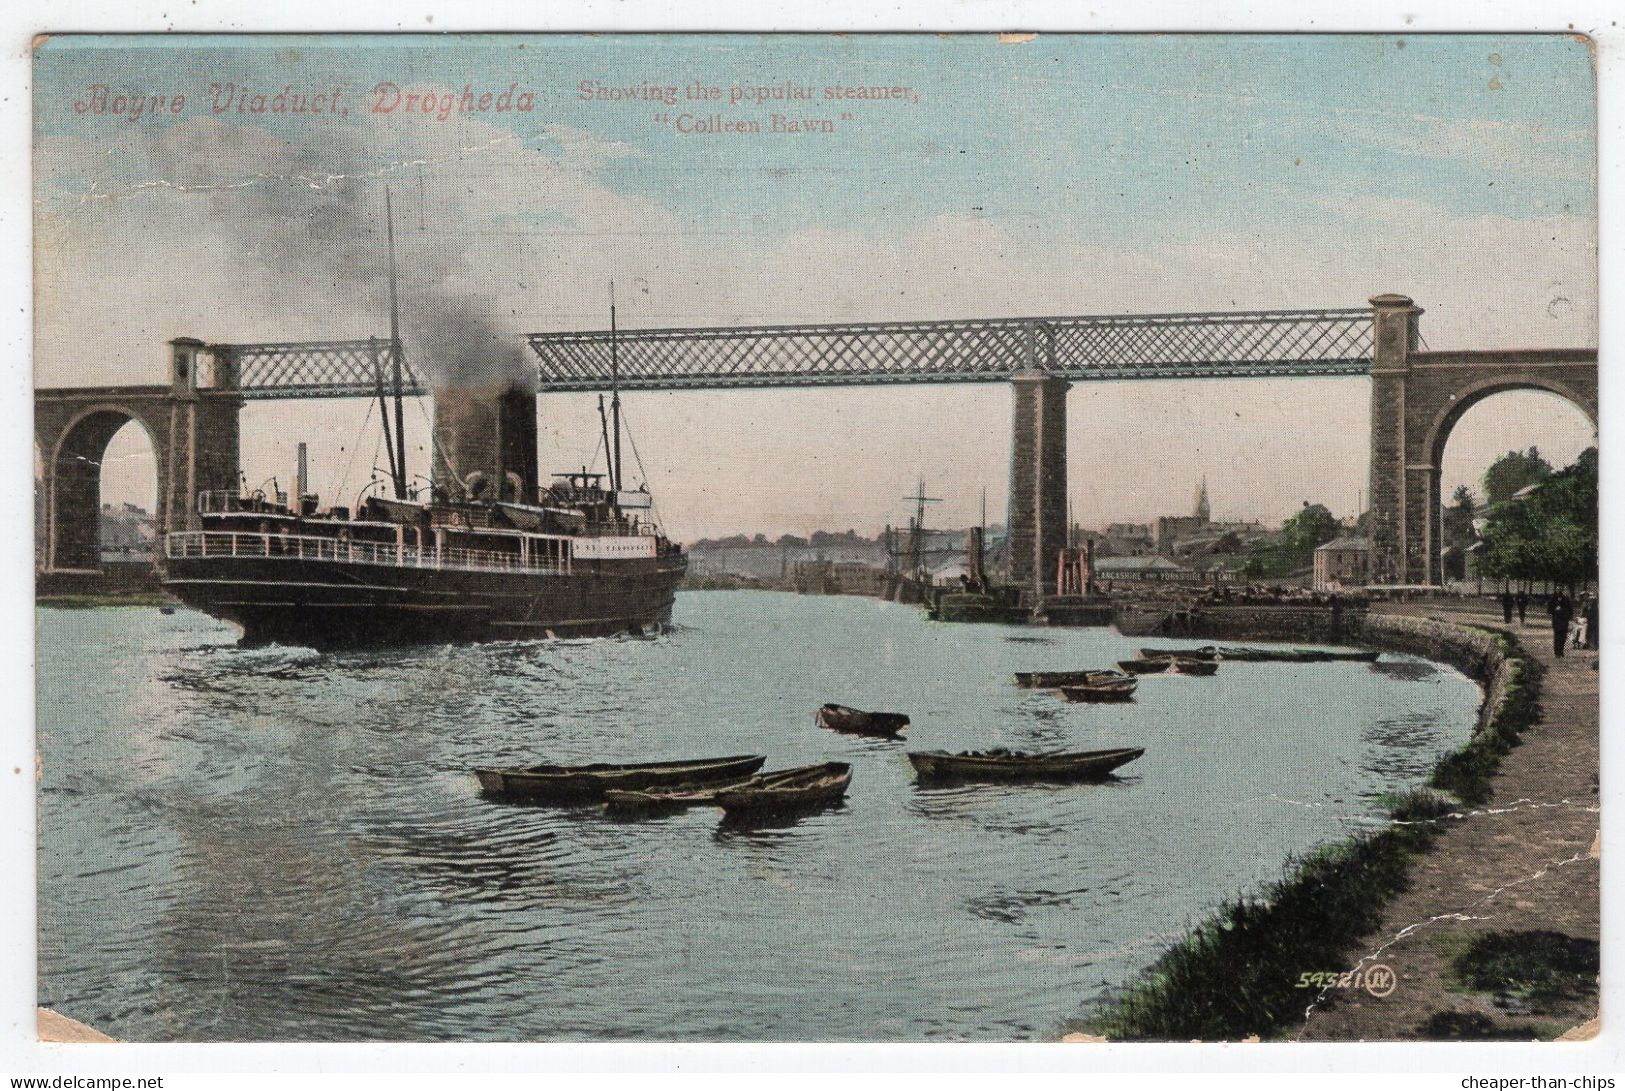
[1296,601,1600,1042]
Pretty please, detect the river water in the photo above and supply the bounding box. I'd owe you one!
[37,591,1479,1041]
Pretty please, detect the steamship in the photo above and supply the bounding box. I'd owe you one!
[160,196,686,647]
[161,461,687,647]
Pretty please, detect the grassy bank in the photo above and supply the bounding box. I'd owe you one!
[1076,629,1540,1041]
[1428,631,1543,805]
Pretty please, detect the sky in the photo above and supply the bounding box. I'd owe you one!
[34,33,1598,539]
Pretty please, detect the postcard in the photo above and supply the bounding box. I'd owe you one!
[32,31,1599,1045]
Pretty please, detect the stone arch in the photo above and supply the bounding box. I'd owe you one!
[1421,375,1598,471]
[45,405,169,572]
[1365,292,1599,586]
[34,385,242,576]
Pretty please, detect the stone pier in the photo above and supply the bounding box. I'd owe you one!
[1364,294,1596,586]
[1006,369,1069,600]
[34,338,242,572]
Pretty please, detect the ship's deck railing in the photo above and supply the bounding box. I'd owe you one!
[164,530,572,576]
[197,490,293,515]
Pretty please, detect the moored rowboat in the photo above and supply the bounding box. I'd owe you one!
[474,754,767,803]
[713,761,852,814]
[1116,658,1171,675]
[1015,669,1125,688]
[1262,647,1379,663]
[1058,678,1138,702]
[908,747,1144,783]
[1169,658,1218,676]
[604,762,835,812]
[1149,645,1382,663]
[1140,646,1218,662]
[815,704,909,737]
[602,778,756,813]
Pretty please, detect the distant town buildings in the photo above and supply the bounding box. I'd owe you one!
[1081,478,1266,583]
[1153,479,1268,559]
[33,484,158,569]
[1093,522,1155,558]
[99,502,156,564]
[790,557,889,595]
[686,533,890,588]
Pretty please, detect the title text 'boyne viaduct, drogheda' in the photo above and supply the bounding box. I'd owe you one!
[35,295,1596,594]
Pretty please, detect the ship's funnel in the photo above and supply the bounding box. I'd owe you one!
[432,382,539,503]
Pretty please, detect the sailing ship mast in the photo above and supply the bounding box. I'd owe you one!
[903,478,942,584]
[608,281,623,495]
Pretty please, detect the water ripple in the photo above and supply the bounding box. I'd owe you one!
[37,595,1479,1042]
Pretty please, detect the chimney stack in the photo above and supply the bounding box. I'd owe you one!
[432,381,539,503]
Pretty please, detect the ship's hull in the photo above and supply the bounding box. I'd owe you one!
[162,554,685,647]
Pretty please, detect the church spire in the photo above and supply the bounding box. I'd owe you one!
[1194,476,1211,522]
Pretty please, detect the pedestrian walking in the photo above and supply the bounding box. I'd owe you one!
[1549,590,1573,658]
[1500,589,1514,624]
[1572,595,1589,649]
[1516,590,1529,625]
[1584,594,1599,651]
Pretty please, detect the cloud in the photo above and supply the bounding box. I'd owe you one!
[1319,110,1592,182]
[35,105,681,389]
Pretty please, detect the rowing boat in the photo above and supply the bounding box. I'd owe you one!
[1150,645,1382,663]
[602,778,756,813]
[713,761,852,814]
[603,762,831,812]
[1116,658,1172,675]
[474,754,767,803]
[908,747,1144,783]
[815,703,909,737]
[1169,658,1218,676]
[1144,643,1222,660]
[1058,678,1138,702]
[1249,647,1379,663]
[1015,669,1126,688]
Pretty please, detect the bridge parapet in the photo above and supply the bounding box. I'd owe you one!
[525,308,1374,392]
[216,339,427,400]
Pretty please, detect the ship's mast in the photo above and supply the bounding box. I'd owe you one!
[903,478,942,584]
[385,188,408,499]
[597,394,614,484]
[608,281,623,495]
[370,334,397,500]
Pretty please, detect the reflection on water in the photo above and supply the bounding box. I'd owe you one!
[37,592,1479,1042]
[1369,658,1441,681]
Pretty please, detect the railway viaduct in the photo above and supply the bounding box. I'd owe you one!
[34,295,1596,591]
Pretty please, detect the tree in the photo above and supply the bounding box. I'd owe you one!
[1482,447,1552,505]
[1442,484,1478,553]
[1478,447,1596,588]
[1280,503,1340,555]
[1238,503,1340,580]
